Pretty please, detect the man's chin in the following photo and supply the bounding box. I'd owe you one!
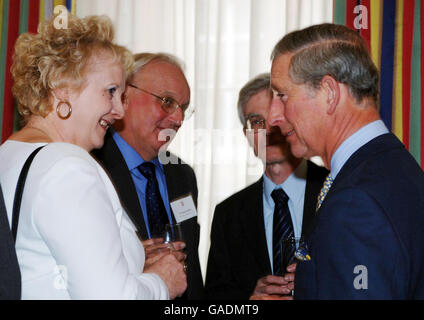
[154,138,174,155]
[289,144,309,159]
[157,127,178,140]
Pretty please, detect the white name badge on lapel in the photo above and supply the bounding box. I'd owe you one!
[170,194,197,223]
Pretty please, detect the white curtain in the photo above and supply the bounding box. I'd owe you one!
[77,0,333,281]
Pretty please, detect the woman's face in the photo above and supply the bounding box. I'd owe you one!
[63,53,126,151]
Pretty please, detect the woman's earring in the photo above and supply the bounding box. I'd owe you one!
[56,101,72,120]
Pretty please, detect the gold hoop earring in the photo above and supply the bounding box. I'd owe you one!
[56,101,72,120]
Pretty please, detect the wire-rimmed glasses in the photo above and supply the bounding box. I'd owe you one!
[128,83,194,120]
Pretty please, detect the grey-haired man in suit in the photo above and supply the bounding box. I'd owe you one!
[205,73,327,300]
[93,52,203,299]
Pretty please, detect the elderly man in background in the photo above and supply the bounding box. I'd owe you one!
[93,53,204,299]
[268,23,424,299]
[205,73,327,300]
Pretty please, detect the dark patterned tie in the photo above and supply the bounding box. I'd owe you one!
[138,162,169,238]
[271,188,295,276]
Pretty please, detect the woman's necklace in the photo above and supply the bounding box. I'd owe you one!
[25,126,48,136]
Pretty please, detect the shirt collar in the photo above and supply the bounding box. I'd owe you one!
[263,159,307,206]
[330,120,389,179]
[112,130,163,172]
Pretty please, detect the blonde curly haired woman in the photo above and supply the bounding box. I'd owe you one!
[0,13,186,300]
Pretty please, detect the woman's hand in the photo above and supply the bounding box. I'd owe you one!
[142,238,187,299]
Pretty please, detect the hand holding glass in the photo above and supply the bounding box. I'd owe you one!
[163,223,185,251]
[281,237,300,273]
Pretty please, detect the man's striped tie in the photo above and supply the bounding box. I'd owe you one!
[271,188,294,276]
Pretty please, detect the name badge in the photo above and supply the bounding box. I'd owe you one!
[170,194,197,223]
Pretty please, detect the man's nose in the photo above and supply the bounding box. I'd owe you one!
[267,97,286,128]
[167,106,184,127]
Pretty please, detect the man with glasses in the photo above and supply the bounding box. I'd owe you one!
[92,53,203,299]
[205,73,327,300]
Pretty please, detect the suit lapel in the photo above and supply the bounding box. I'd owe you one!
[241,178,272,274]
[302,160,329,237]
[163,162,178,207]
[162,161,196,237]
[163,162,180,225]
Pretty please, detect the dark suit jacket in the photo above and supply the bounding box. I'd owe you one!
[92,132,204,299]
[295,133,424,299]
[205,160,328,299]
[0,185,21,300]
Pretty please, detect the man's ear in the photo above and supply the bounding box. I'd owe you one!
[321,75,340,115]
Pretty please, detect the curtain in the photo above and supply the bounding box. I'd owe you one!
[0,0,333,280]
[334,0,424,169]
[0,0,76,142]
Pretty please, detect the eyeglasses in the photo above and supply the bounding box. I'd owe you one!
[246,115,266,131]
[128,83,194,119]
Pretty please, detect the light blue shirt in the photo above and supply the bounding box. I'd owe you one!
[263,159,307,272]
[330,120,389,179]
[112,131,172,239]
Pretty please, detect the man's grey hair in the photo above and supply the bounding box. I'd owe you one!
[271,23,379,104]
[129,52,186,82]
[237,73,271,125]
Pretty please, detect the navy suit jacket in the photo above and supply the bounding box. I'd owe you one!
[0,185,21,299]
[92,131,204,299]
[205,161,328,299]
[295,133,424,299]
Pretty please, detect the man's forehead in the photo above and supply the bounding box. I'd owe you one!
[271,53,293,85]
[132,60,190,101]
[271,73,291,94]
[133,60,185,85]
[270,77,288,93]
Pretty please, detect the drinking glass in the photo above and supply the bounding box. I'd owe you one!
[281,236,301,273]
[163,223,187,272]
[163,223,184,250]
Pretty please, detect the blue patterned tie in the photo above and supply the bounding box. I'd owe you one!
[271,188,294,276]
[138,162,169,238]
[316,173,333,212]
